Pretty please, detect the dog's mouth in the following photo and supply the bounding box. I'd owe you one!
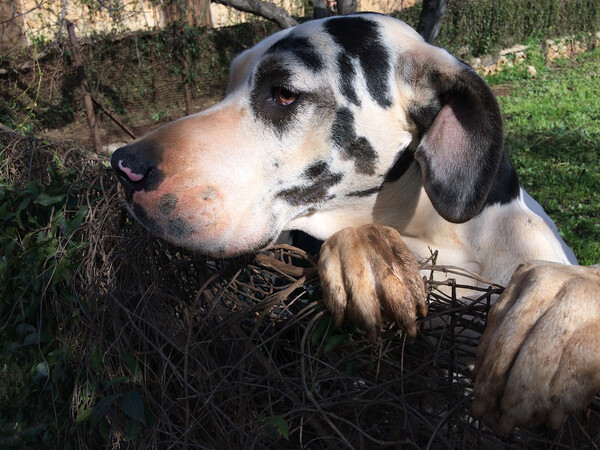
[125,197,283,259]
[128,202,195,241]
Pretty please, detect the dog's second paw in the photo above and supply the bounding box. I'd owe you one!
[473,262,600,431]
[318,224,427,340]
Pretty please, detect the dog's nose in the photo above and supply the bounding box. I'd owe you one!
[111,141,164,192]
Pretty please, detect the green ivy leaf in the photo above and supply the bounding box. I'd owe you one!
[125,418,139,440]
[62,205,88,235]
[90,348,102,373]
[324,334,348,353]
[75,406,93,424]
[122,389,146,425]
[34,192,67,206]
[91,394,121,427]
[265,415,289,440]
[310,314,332,347]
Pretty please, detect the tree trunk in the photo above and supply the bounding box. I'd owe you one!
[310,0,328,19]
[417,0,448,45]
[337,0,357,15]
[66,20,103,154]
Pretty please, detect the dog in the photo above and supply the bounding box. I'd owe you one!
[110,13,600,431]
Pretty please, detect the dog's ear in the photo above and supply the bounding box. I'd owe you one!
[402,46,504,223]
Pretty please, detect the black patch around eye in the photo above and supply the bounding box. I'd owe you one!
[276,169,342,206]
[331,107,378,175]
[324,16,392,108]
[250,60,298,133]
[267,35,324,72]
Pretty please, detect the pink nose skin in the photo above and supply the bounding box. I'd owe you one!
[118,160,145,182]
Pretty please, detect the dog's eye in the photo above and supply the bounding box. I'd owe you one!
[274,87,298,106]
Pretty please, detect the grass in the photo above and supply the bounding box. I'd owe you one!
[486,46,600,265]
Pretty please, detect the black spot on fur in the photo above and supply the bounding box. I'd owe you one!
[304,161,329,179]
[331,107,378,175]
[337,53,360,106]
[484,152,521,207]
[347,187,380,197]
[157,193,178,216]
[348,137,378,175]
[277,169,343,206]
[384,149,415,183]
[324,16,392,108]
[166,217,193,238]
[267,35,323,72]
[331,107,354,149]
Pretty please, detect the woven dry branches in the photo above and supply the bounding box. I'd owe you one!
[2,129,599,448]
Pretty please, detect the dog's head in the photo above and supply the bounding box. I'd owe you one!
[111,13,504,257]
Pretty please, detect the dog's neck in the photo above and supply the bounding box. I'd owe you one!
[288,157,576,286]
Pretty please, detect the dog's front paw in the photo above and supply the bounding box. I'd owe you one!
[318,224,427,340]
[473,262,600,431]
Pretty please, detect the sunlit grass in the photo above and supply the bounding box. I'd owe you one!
[487,47,600,264]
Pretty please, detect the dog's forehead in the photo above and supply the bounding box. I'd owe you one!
[229,14,425,89]
[272,14,424,54]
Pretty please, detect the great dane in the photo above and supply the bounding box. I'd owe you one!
[111,13,600,431]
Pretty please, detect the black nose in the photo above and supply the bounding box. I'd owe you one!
[111,141,165,192]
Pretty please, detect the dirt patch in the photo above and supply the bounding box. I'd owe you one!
[0,22,274,150]
[491,84,515,97]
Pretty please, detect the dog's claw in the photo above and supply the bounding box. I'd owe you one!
[318,224,427,339]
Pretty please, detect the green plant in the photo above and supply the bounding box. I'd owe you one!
[152,109,171,122]
[0,162,86,446]
[394,0,600,57]
[0,146,153,447]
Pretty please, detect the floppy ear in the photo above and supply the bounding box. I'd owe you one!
[403,47,504,224]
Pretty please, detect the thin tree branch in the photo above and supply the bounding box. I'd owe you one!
[212,0,298,28]
[0,0,45,25]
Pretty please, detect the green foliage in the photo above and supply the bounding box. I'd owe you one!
[264,415,290,440]
[394,0,600,56]
[0,161,86,446]
[488,48,600,264]
[0,147,153,447]
[1,19,276,137]
[153,23,211,84]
